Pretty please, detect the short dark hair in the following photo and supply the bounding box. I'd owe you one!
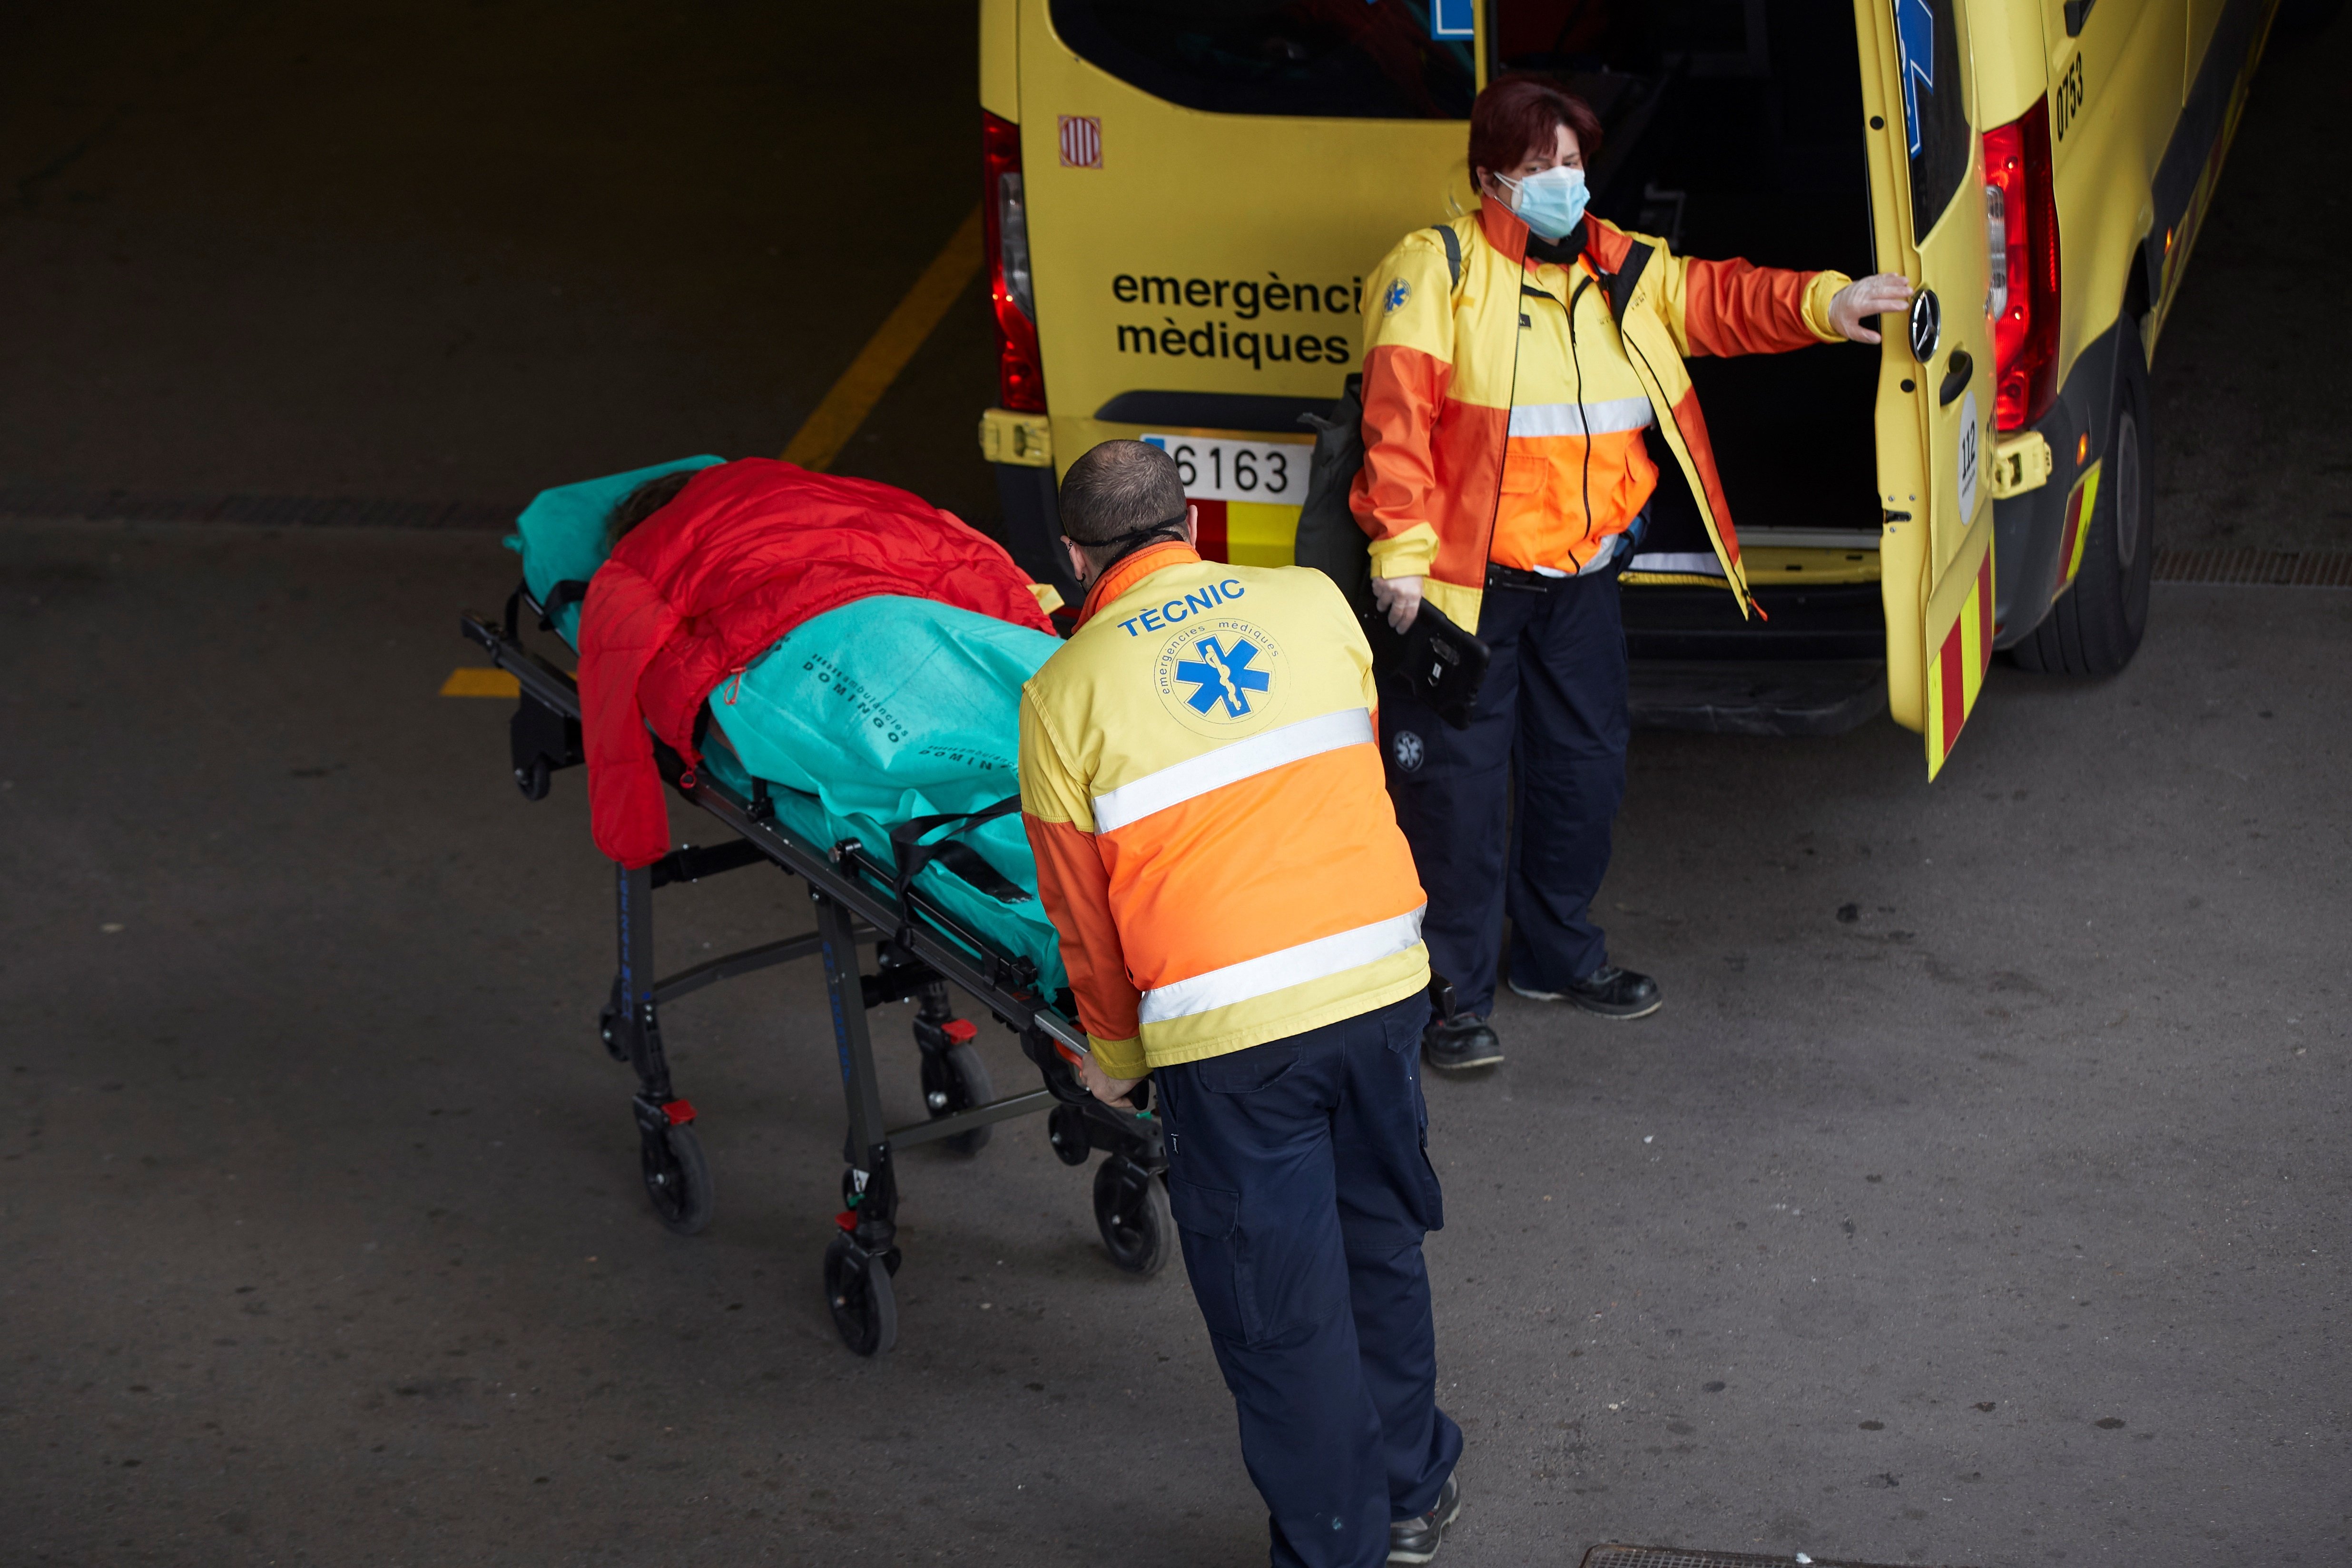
[1058,440,1187,551]
[1468,75,1604,183]
[604,468,698,550]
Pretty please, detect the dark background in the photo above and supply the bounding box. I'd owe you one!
[3,4,2347,1565]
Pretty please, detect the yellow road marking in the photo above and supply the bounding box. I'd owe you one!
[442,667,521,697]
[781,204,985,471]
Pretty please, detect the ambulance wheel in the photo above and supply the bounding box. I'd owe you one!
[823,1232,897,1358]
[1092,1157,1172,1276]
[639,1122,712,1236]
[2013,317,2154,676]
[1047,1101,1093,1166]
[921,1041,994,1156]
[516,755,552,801]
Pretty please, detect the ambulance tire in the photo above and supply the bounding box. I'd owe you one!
[823,1232,897,1358]
[2013,322,2154,676]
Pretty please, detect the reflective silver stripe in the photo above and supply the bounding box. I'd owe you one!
[1507,397,1653,439]
[1090,707,1374,834]
[1137,907,1426,1025]
[1629,552,1725,577]
[1531,534,1622,578]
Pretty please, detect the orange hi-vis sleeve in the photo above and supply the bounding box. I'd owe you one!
[1653,248,1848,359]
[1017,544,1430,1073]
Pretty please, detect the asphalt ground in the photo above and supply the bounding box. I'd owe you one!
[4,4,2349,1567]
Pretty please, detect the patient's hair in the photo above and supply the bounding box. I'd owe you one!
[605,469,699,550]
[1058,441,1188,568]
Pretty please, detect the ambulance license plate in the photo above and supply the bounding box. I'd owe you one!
[1142,435,1311,505]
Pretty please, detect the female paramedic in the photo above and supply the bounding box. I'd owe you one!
[1353,76,1912,1072]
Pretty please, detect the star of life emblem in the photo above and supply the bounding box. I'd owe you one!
[1153,616,1286,734]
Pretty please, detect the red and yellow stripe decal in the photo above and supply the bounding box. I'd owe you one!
[2054,460,2104,599]
[1926,549,1995,779]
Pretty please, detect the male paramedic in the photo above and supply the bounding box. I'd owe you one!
[1018,440,1463,1568]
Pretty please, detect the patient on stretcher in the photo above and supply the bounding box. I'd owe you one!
[507,456,1070,998]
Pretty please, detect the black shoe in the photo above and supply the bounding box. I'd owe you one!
[1509,964,1662,1019]
[1389,1472,1461,1564]
[1422,1014,1502,1072]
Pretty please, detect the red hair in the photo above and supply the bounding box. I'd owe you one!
[1468,75,1604,181]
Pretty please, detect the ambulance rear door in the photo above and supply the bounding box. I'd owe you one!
[1014,0,1479,565]
[1853,0,1999,778]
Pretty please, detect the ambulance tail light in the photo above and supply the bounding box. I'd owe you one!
[1982,101,2059,432]
[982,111,1045,414]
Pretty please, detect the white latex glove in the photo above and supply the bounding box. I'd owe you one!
[1829,273,1917,344]
[1369,575,1425,632]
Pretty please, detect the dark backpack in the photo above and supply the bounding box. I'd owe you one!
[1289,225,1463,615]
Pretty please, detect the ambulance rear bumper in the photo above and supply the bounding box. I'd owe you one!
[1629,659,1887,737]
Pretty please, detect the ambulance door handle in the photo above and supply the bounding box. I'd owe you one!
[1938,350,1973,407]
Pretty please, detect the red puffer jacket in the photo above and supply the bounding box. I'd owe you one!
[578,458,1058,868]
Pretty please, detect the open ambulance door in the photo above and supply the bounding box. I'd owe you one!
[1854,0,1998,779]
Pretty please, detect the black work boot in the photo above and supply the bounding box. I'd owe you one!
[1422,1013,1502,1072]
[1510,964,1662,1019]
[1388,1472,1462,1564]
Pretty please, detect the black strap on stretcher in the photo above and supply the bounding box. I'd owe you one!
[502,579,592,641]
[886,798,1029,908]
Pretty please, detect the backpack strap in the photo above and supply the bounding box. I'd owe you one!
[1427,224,1463,292]
[1606,238,1653,324]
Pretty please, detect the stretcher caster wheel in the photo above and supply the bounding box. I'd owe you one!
[639,1122,712,1236]
[921,1041,994,1156]
[1092,1156,1172,1277]
[516,756,552,801]
[1047,1102,1092,1167]
[823,1232,897,1357]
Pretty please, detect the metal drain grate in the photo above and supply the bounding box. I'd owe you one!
[2153,548,2352,586]
[1582,1547,1971,1568]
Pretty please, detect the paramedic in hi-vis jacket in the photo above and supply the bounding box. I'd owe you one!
[1355,77,1912,1071]
[1020,440,1465,1568]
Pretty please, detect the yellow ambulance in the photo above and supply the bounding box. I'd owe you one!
[975,0,2283,774]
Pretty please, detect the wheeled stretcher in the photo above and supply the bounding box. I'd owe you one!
[459,586,1170,1358]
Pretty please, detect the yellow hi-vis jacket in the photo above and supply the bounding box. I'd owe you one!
[1351,200,1851,634]
[1018,542,1431,1079]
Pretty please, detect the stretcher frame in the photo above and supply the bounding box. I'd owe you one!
[460,589,1170,1357]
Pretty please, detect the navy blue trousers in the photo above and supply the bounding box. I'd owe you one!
[1154,994,1460,1568]
[1378,566,1630,1016]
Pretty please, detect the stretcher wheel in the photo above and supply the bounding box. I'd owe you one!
[1046,1102,1092,1167]
[639,1122,712,1235]
[823,1232,897,1357]
[1092,1156,1172,1277]
[921,1041,994,1156]
[516,755,552,801]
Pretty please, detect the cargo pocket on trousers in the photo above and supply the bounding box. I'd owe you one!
[1381,1001,1447,1233]
[1165,1177,1253,1343]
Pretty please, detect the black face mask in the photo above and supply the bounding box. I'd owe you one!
[1079,514,1188,579]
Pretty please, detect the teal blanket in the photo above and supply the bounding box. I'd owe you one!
[508,465,1067,997]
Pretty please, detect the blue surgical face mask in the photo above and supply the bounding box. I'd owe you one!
[1500,165,1589,242]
